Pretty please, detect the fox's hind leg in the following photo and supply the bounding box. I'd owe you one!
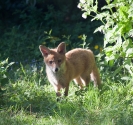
[90,65,101,88]
[73,77,84,89]
[64,82,70,96]
[80,72,91,86]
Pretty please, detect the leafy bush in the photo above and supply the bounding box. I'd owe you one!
[0,1,103,63]
[78,0,133,80]
[0,59,14,89]
[0,59,14,105]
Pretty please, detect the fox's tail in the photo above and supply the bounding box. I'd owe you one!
[90,64,101,88]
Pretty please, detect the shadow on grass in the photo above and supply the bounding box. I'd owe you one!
[1,81,133,125]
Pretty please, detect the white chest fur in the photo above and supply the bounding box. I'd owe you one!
[46,65,66,88]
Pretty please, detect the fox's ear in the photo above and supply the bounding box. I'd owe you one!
[39,45,50,57]
[57,42,66,55]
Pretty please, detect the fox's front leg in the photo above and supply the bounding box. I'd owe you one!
[64,83,70,96]
[53,85,61,97]
[54,85,63,101]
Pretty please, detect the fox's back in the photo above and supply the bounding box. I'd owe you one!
[65,48,96,77]
[66,48,95,64]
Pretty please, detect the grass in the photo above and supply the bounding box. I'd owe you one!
[0,64,133,125]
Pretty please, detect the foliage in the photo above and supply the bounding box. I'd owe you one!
[78,0,133,80]
[0,1,103,62]
[0,59,14,105]
[0,59,14,91]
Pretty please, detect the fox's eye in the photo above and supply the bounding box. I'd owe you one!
[58,59,61,63]
[49,61,53,64]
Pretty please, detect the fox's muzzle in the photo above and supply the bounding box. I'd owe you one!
[55,67,59,72]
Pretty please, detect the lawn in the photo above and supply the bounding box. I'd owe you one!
[0,63,133,125]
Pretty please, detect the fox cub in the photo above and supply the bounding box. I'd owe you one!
[39,42,101,97]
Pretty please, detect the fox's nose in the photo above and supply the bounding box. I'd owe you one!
[55,68,58,72]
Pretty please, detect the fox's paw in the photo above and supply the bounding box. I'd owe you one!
[75,88,87,96]
[56,96,67,102]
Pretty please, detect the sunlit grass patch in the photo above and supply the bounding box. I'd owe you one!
[0,63,133,125]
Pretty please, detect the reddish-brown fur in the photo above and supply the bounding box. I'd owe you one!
[39,42,101,97]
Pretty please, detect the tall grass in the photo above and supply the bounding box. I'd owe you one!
[0,63,133,125]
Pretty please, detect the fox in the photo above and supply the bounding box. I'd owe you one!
[39,42,101,97]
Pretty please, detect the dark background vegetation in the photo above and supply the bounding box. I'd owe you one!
[0,0,105,63]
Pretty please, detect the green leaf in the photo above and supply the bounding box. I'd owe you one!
[102,4,116,10]
[94,25,105,33]
[109,60,114,67]
[1,78,9,86]
[48,29,52,35]
[128,3,133,18]
[128,29,133,37]
[91,11,109,21]
[126,48,133,57]
[124,64,133,74]
[82,12,88,19]
[121,76,131,80]
[93,5,97,12]
[112,66,123,77]
[118,6,128,20]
